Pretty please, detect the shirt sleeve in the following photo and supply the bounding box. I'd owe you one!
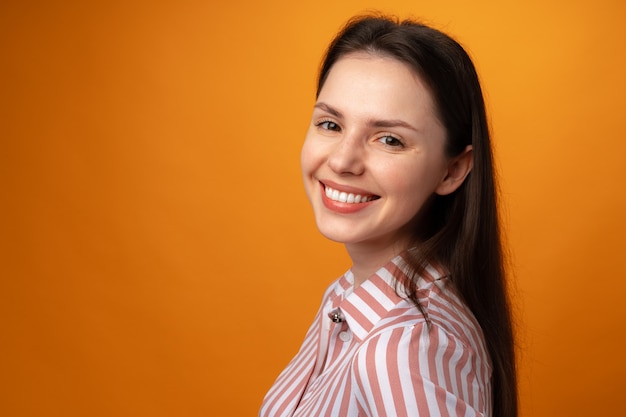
[351,322,489,417]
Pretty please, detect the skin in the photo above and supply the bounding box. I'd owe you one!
[301,52,473,287]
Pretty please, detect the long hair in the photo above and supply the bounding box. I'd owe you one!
[316,15,517,417]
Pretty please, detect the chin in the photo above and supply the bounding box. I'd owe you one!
[317,228,351,244]
[315,222,358,244]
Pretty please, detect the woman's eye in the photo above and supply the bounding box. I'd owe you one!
[317,120,341,131]
[379,135,404,147]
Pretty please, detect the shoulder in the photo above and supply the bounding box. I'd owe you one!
[351,320,491,416]
[423,277,489,358]
[348,276,492,415]
[354,315,490,381]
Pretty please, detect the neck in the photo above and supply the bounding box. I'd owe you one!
[346,240,411,288]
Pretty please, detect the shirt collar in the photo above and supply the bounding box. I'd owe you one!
[333,252,443,341]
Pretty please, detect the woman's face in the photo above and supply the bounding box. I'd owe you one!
[301,52,463,254]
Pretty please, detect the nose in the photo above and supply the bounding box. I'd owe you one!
[327,134,365,176]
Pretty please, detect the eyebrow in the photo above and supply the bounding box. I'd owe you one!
[314,102,420,133]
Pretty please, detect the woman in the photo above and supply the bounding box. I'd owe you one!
[260,14,517,417]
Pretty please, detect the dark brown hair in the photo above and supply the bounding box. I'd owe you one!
[317,15,517,417]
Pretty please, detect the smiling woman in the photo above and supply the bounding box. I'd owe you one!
[260,14,516,417]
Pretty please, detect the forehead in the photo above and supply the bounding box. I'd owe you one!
[317,53,438,123]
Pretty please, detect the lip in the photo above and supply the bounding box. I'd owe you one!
[321,180,376,196]
[319,180,379,214]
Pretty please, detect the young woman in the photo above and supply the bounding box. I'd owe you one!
[260,15,517,417]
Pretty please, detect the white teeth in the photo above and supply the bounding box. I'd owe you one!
[324,185,375,204]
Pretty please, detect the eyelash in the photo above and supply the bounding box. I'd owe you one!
[315,119,341,132]
[378,135,404,148]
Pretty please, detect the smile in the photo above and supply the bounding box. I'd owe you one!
[324,185,379,204]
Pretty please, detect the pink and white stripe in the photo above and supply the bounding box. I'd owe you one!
[260,253,492,417]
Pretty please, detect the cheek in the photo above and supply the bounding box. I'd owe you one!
[300,134,321,176]
[386,163,444,203]
[300,141,312,178]
[300,137,326,204]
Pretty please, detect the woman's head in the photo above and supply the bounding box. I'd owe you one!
[301,51,472,259]
[308,15,495,252]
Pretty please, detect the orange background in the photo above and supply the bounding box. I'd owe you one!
[1,0,625,416]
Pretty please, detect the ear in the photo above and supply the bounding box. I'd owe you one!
[435,145,473,196]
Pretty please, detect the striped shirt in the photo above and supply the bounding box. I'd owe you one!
[260,252,492,417]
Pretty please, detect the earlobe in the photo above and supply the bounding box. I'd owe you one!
[435,145,473,196]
